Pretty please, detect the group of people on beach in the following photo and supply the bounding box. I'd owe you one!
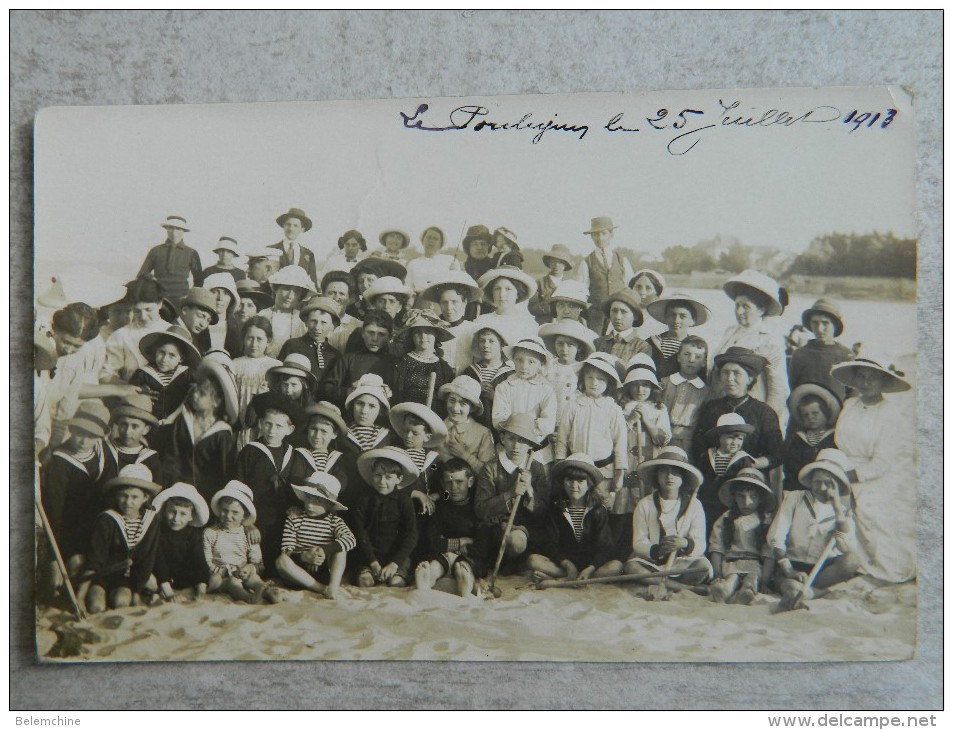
[34,208,917,614]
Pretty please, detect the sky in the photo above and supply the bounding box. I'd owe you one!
[34,86,916,283]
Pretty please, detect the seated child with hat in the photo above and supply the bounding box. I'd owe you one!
[278,295,343,386]
[698,413,757,529]
[101,393,161,485]
[391,309,456,409]
[491,337,557,454]
[277,472,356,599]
[237,391,306,574]
[338,374,394,489]
[525,453,619,583]
[289,401,353,506]
[462,318,514,428]
[782,383,841,492]
[260,265,317,358]
[150,482,211,602]
[767,449,860,610]
[265,353,318,412]
[644,292,711,380]
[708,468,776,604]
[623,446,712,590]
[474,414,552,572]
[85,464,162,613]
[40,399,109,595]
[594,290,652,363]
[130,324,201,421]
[389,401,447,518]
[350,447,421,587]
[539,318,597,423]
[204,481,270,603]
[414,458,486,597]
[435,375,495,474]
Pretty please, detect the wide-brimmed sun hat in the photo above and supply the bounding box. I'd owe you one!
[623,352,657,376]
[179,287,220,325]
[416,271,483,305]
[723,269,787,317]
[538,319,597,360]
[462,224,493,256]
[276,207,313,232]
[787,383,843,428]
[629,269,666,296]
[705,412,755,444]
[542,244,574,271]
[478,267,538,303]
[66,399,110,438]
[801,298,845,337]
[103,463,163,499]
[578,353,623,389]
[548,279,590,309]
[400,309,455,343]
[646,292,710,326]
[470,316,510,347]
[195,355,240,424]
[363,276,413,302]
[493,227,520,250]
[268,265,318,295]
[212,236,240,256]
[714,346,767,378]
[267,353,318,392]
[202,273,240,313]
[552,453,604,486]
[111,393,159,427]
[292,472,347,512]
[389,402,448,447]
[161,215,190,232]
[379,229,411,249]
[235,279,274,309]
[298,296,342,326]
[210,481,257,524]
[830,358,911,394]
[351,257,407,282]
[152,482,210,527]
[583,217,616,234]
[357,446,420,489]
[345,373,392,411]
[139,324,202,369]
[438,375,484,415]
[303,401,348,434]
[245,390,307,431]
[636,446,703,493]
[601,289,644,327]
[504,336,552,365]
[499,413,547,449]
[623,365,661,391]
[798,448,853,495]
[718,467,776,511]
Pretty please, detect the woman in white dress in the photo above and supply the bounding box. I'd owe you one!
[475,267,540,344]
[404,226,460,296]
[831,357,916,584]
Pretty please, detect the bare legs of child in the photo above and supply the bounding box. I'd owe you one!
[207,568,267,603]
[623,556,710,600]
[525,554,622,583]
[777,553,861,610]
[275,552,347,599]
[710,571,759,604]
[86,585,134,613]
[414,559,476,597]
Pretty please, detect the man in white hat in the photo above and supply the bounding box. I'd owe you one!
[268,208,319,289]
[137,215,204,302]
[576,216,634,335]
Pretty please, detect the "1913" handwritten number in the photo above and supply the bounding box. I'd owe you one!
[844,108,897,133]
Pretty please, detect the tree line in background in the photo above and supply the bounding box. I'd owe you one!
[516,232,916,280]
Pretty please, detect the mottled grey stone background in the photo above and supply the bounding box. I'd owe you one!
[11,9,941,710]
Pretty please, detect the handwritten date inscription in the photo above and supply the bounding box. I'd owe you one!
[399,99,899,155]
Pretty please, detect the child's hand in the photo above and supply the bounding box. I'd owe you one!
[303,547,326,567]
[660,535,688,556]
[236,564,258,581]
[561,561,579,581]
[577,566,595,582]
[379,562,399,581]
[594,483,614,510]
[245,525,262,545]
[412,490,437,515]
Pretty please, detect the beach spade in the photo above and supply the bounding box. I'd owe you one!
[774,535,837,614]
[485,451,534,599]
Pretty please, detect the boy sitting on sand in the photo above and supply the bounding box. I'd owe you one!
[767,449,860,610]
[389,401,447,517]
[276,472,356,599]
[350,447,421,587]
[204,481,269,603]
[150,482,211,602]
[414,458,485,597]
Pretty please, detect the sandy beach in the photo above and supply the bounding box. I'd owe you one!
[37,573,916,663]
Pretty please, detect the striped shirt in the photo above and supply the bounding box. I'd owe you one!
[405,447,428,471]
[281,507,356,554]
[309,451,330,471]
[349,425,383,450]
[472,362,505,385]
[713,451,734,475]
[567,506,587,541]
[123,516,144,548]
[154,368,177,386]
[657,335,682,359]
[803,429,828,447]
[203,525,263,571]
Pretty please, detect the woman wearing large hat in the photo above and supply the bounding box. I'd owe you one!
[711,269,790,426]
[476,267,540,343]
[691,346,784,479]
[829,355,915,583]
[259,265,317,358]
[416,271,482,373]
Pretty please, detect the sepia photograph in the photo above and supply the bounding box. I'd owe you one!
[30,85,920,664]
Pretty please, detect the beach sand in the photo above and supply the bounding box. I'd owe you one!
[37,574,916,663]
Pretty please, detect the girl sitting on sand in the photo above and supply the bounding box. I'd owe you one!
[204,481,270,603]
[708,467,775,604]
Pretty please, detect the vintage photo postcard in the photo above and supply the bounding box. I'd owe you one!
[33,86,917,662]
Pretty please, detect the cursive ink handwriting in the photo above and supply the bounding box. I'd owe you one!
[400,103,589,144]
